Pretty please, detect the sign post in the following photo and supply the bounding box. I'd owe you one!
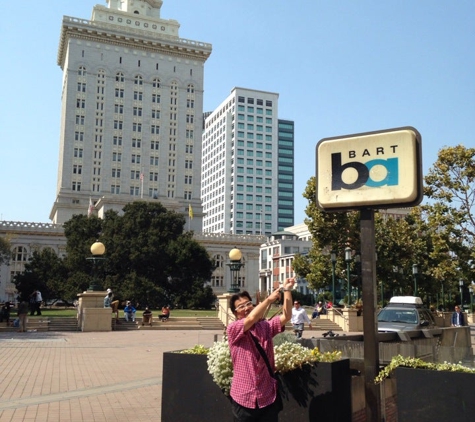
[315,127,422,422]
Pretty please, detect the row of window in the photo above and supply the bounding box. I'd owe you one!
[237,96,273,107]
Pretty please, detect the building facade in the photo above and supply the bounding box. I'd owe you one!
[0,222,67,303]
[201,87,294,236]
[258,227,313,296]
[50,0,211,228]
[0,222,264,302]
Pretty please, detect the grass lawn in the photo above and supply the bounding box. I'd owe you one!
[30,308,218,318]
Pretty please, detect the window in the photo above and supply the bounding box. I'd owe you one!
[152,93,160,103]
[115,104,124,114]
[115,72,124,82]
[152,78,160,88]
[151,125,160,134]
[73,148,83,158]
[134,75,143,85]
[133,123,142,132]
[113,136,122,146]
[112,152,122,162]
[134,91,143,101]
[151,109,160,119]
[133,107,142,116]
[111,184,120,194]
[132,139,141,148]
[76,99,85,108]
[112,168,121,178]
[115,88,124,98]
[131,154,141,164]
[113,120,123,130]
[75,115,85,125]
[151,141,159,150]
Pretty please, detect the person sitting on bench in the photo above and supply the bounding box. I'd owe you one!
[123,301,136,322]
[159,305,170,322]
[142,306,153,326]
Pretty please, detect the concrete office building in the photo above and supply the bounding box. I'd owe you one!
[49,0,211,229]
[201,87,294,236]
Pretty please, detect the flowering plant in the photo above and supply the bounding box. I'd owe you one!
[374,354,475,384]
[178,344,209,355]
[206,340,342,395]
[207,339,233,395]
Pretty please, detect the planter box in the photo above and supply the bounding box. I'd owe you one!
[396,366,475,422]
[161,351,351,422]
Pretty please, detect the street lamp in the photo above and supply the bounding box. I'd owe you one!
[345,247,352,307]
[354,253,361,301]
[86,241,106,291]
[331,250,337,305]
[412,264,419,297]
[459,279,464,306]
[227,247,244,293]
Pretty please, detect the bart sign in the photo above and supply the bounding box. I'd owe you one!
[316,127,423,211]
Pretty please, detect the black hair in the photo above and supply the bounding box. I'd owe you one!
[230,291,252,314]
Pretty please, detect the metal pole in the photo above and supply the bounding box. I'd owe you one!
[360,208,381,422]
[346,261,351,307]
[331,259,336,304]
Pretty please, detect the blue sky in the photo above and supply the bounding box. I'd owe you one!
[1,1,474,224]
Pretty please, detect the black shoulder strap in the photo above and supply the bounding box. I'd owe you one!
[248,331,276,379]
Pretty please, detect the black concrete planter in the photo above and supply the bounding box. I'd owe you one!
[396,367,475,422]
[161,351,351,422]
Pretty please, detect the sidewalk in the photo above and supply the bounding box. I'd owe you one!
[0,329,226,422]
[0,326,473,422]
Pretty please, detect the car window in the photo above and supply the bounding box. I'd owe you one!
[419,310,435,325]
[378,309,417,324]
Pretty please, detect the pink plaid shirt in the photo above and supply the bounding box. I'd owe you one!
[227,317,284,409]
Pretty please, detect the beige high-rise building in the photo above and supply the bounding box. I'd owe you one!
[50,0,211,228]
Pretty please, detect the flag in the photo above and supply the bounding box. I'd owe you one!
[87,197,94,218]
[140,173,144,181]
[188,204,193,219]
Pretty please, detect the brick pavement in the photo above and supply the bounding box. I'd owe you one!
[0,330,226,422]
[0,326,473,422]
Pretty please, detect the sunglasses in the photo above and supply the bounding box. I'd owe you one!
[235,301,253,312]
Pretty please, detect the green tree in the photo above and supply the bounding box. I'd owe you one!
[424,144,475,296]
[14,248,68,302]
[0,236,11,266]
[67,201,215,308]
[293,178,432,303]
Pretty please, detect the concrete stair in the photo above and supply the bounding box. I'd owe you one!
[0,318,50,333]
[48,317,79,332]
[113,316,225,331]
[285,318,343,332]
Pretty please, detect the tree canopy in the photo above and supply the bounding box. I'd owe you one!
[15,201,216,308]
[294,143,475,307]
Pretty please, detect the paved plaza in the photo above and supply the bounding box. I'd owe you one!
[0,326,473,422]
[0,329,226,422]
